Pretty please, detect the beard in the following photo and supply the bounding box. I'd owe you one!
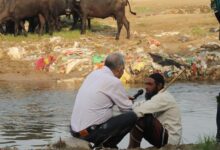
[145,90,158,100]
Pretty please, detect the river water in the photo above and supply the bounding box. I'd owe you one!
[0,81,219,149]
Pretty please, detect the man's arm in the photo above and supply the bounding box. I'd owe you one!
[133,92,175,117]
[110,80,133,111]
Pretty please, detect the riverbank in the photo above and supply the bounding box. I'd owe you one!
[0,81,218,149]
[0,0,220,84]
[45,137,220,150]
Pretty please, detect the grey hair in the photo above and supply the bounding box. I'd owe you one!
[104,53,125,70]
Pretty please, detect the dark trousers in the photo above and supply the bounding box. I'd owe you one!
[217,104,220,142]
[70,111,137,148]
[128,114,168,149]
[215,12,220,23]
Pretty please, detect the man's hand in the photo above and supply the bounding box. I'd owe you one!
[128,96,135,101]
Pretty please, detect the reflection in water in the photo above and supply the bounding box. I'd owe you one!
[0,81,219,149]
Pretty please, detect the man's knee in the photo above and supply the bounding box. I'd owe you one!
[136,114,154,128]
[113,111,137,126]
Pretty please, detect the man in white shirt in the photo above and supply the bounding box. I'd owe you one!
[128,73,182,148]
[70,52,137,149]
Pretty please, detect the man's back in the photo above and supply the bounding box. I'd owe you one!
[71,66,132,132]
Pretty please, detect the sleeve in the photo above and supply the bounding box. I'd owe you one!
[109,80,133,112]
[133,92,174,117]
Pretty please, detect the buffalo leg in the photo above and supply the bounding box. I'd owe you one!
[116,19,123,40]
[49,18,54,35]
[81,16,87,34]
[55,17,61,31]
[88,18,91,30]
[19,20,27,37]
[123,16,130,39]
[38,14,46,35]
[14,21,19,36]
[71,12,79,30]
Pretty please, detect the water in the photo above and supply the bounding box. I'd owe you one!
[0,81,219,149]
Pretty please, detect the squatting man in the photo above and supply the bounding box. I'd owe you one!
[70,52,182,149]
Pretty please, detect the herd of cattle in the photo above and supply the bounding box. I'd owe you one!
[0,0,136,39]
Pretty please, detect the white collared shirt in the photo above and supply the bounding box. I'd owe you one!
[71,66,133,132]
[133,91,182,145]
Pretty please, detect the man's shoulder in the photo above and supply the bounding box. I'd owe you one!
[157,91,176,101]
[89,68,120,83]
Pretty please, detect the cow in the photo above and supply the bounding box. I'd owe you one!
[73,0,136,40]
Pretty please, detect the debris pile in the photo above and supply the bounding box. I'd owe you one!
[2,35,220,84]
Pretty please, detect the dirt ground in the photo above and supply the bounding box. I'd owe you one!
[0,0,219,83]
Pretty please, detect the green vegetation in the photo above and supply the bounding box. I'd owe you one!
[53,29,81,39]
[0,33,41,42]
[193,136,219,150]
[191,27,207,37]
[0,29,82,42]
[134,7,154,14]
[91,20,114,32]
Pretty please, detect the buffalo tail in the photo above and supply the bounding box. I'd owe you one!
[127,0,136,15]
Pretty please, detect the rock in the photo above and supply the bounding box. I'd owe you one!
[178,35,191,43]
[48,137,90,150]
[64,137,90,149]
[201,42,220,51]
[209,27,219,33]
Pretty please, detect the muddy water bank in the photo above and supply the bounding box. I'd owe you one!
[0,81,219,149]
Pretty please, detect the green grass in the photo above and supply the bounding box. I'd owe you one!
[90,20,114,32]
[0,29,82,42]
[193,136,219,150]
[134,6,154,14]
[191,27,207,37]
[53,29,81,39]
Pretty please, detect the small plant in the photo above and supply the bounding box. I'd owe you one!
[54,30,81,39]
[191,27,207,37]
[134,7,153,14]
[52,137,66,149]
[194,136,219,150]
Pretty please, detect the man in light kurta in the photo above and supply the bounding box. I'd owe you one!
[128,73,182,148]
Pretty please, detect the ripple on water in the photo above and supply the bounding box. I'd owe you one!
[0,81,219,149]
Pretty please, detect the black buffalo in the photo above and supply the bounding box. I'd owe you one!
[74,0,136,40]
[0,0,51,35]
[48,0,75,31]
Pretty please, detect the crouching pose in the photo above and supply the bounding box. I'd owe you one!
[128,73,182,148]
[70,53,137,149]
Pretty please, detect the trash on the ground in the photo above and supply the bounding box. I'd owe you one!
[49,36,62,43]
[154,32,179,37]
[35,55,56,71]
[200,42,220,51]
[7,47,26,60]
[148,38,160,47]
[178,34,191,42]
[2,33,219,83]
[92,54,105,64]
[65,58,90,74]
[209,27,219,33]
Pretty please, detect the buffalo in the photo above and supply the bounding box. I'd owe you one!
[0,0,50,35]
[74,0,136,40]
